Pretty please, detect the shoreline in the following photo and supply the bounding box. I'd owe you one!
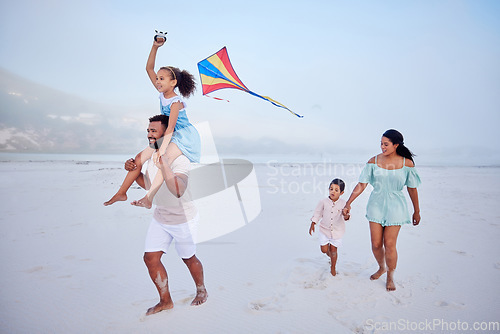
[1,152,499,168]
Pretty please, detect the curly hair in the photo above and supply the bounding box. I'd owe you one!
[160,66,196,98]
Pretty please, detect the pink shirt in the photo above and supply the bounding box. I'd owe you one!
[311,197,347,239]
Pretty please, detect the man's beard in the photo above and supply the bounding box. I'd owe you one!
[148,136,164,150]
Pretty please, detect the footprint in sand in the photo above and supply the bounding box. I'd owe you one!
[24,266,45,273]
[57,275,72,279]
[494,263,500,270]
[452,250,469,257]
[248,295,286,312]
[424,275,441,292]
[435,300,466,309]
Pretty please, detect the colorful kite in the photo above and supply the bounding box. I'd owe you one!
[197,47,303,118]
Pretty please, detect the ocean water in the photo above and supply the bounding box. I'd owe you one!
[0,152,364,164]
[0,152,133,163]
[0,151,499,167]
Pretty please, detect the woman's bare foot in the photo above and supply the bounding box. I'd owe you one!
[386,270,396,291]
[103,192,127,206]
[330,265,337,276]
[191,286,208,306]
[370,266,387,280]
[146,301,174,316]
[130,195,152,209]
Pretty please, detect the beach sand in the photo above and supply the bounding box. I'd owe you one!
[1,159,499,333]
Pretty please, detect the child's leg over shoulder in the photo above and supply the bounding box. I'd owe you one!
[136,146,155,165]
[164,142,182,165]
[103,146,155,206]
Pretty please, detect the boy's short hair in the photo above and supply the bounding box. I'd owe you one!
[330,178,345,192]
[149,114,169,128]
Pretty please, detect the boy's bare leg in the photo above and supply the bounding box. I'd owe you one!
[183,255,208,306]
[320,244,330,257]
[144,252,174,315]
[104,148,154,206]
[132,143,183,209]
[329,244,338,276]
[369,222,387,280]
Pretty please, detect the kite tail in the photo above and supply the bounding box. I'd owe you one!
[247,91,303,118]
[205,94,230,102]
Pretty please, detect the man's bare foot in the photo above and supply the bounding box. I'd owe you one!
[103,193,127,206]
[370,267,387,280]
[130,196,152,209]
[191,286,208,306]
[386,270,396,291]
[330,266,337,276]
[146,301,174,316]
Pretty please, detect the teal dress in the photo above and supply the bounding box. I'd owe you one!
[359,157,421,226]
[159,94,201,163]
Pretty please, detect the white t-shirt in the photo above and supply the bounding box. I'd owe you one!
[145,154,197,225]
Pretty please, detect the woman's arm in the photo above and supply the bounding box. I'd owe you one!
[342,157,374,215]
[343,182,368,215]
[407,187,420,225]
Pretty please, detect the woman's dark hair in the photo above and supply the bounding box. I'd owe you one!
[160,66,196,98]
[330,178,345,192]
[382,129,416,162]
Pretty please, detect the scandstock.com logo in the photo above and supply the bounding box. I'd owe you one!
[189,122,261,243]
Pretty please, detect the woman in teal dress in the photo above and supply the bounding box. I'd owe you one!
[343,129,421,291]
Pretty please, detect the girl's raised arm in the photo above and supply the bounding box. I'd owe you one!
[146,40,165,87]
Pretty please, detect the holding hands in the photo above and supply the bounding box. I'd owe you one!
[342,203,351,220]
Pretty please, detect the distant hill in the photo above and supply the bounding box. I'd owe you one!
[0,68,145,153]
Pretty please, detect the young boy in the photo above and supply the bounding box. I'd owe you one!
[309,179,350,276]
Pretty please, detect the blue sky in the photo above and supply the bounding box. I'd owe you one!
[1,0,499,163]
